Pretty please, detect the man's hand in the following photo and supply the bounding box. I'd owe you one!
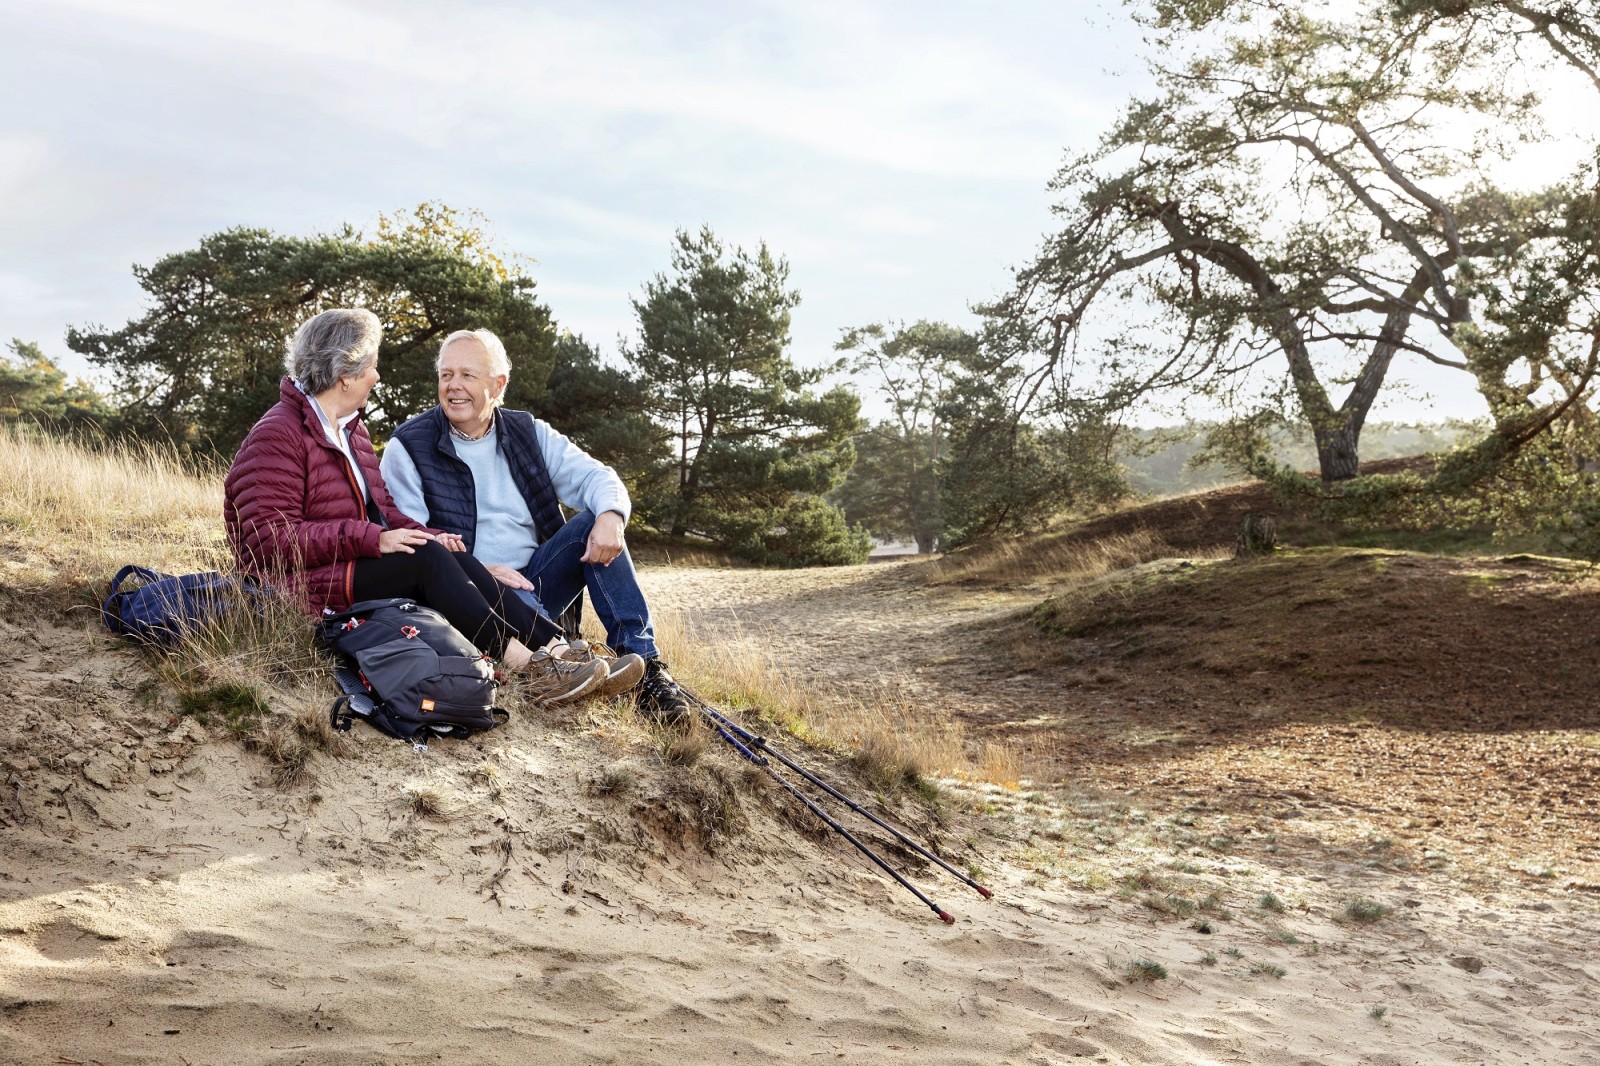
[581,510,627,566]
[485,563,534,591]
[435,532,467,552]
[378,528,433,555]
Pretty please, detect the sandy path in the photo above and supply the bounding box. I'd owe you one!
[640,559,1032,709]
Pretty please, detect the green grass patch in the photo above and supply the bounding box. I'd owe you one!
[1343,897,1392,924]
[177,680,269,733]
[1123,958,1168,983]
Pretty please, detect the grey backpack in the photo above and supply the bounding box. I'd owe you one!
[318,598,504,745]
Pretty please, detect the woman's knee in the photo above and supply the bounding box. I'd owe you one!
[412,538,455,567]
[409,537,463,587]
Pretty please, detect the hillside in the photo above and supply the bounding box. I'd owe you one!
[1116,421,1478,497]
[2,436,1597,1065]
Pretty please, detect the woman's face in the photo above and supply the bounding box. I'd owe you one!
[344,354,380,407]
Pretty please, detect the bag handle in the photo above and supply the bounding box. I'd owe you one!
[101,565,172,631]
[106,564,168,597]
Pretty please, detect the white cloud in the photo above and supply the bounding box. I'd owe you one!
[0,271,90,317]
[20,0,1109,180]
[0,0,1142,380]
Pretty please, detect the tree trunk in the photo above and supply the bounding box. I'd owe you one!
[1313,420,1361,481]
[1235,513,1278,556]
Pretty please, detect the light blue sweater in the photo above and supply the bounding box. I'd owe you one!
[380,418,631,569]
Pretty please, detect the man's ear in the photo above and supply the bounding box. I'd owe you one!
[493,375,509,400]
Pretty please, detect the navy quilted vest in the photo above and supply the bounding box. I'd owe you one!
[390,407,566,554]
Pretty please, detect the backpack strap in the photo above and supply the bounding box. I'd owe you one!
[329,693,365,733]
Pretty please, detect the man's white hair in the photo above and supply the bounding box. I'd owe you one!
[436,328,512,380]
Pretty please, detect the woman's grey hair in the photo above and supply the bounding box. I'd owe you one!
[285,308,382,394]
[436,328,512,382]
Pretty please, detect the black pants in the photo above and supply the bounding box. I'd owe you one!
[350,540,561,656]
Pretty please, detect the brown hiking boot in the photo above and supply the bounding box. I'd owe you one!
[518,650,608,704]
[562,639,646,698]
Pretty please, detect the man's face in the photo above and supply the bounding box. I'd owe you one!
[437,337,505,433]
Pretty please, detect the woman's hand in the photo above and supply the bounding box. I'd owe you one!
[435,532,467,552]
[378,528,434,555]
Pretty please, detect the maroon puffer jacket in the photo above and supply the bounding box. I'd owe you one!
[224,377,434,614]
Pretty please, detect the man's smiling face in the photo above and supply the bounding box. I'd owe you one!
[437,336,505,437]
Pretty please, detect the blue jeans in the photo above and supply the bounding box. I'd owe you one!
[511,510,659,659]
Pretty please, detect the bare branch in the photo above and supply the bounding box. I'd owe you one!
[1501,0,1600,93]
[1346,114,1464,264]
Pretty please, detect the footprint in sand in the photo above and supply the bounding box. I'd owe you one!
[28,919,116,962]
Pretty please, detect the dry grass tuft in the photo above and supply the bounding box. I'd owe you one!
[850,729,927,792]
[1123,958,1169,983]
[665,763,748,847]
[247,725,313,788]
[929,528,1185,587]
[649,608,824,739]
[177,587,328,684]
[0,428,227,596]
[1343,897,1392,925]
[400,782,456,820]
[977,741,1024,789]
[595,761,638,796]
[654,603,974,785]
[292,696,348,754]
[660,718,712,765]
[469,761,503,799]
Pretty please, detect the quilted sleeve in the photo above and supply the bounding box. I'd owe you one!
[228,420,383,573]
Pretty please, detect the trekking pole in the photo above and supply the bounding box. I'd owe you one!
[696,700,956,924]
[689,692,994,901]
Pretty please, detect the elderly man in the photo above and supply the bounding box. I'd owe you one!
[380,328,689,723]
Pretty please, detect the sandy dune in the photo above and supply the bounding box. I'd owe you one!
[2,559,1598,1065]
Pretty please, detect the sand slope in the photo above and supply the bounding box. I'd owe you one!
[3,561,1598,1065]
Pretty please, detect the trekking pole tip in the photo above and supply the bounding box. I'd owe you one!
[976,886,994,900]
[937,909,955,925]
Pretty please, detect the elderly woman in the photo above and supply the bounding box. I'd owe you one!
[223,307,607,703]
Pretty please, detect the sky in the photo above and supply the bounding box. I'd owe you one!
[0,0,1580,425]
[0,2,1140,384]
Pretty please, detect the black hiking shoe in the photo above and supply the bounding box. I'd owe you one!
[636,658,690,725]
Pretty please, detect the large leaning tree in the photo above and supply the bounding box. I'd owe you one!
[986,0,1600,484]
[68,203,555,455]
